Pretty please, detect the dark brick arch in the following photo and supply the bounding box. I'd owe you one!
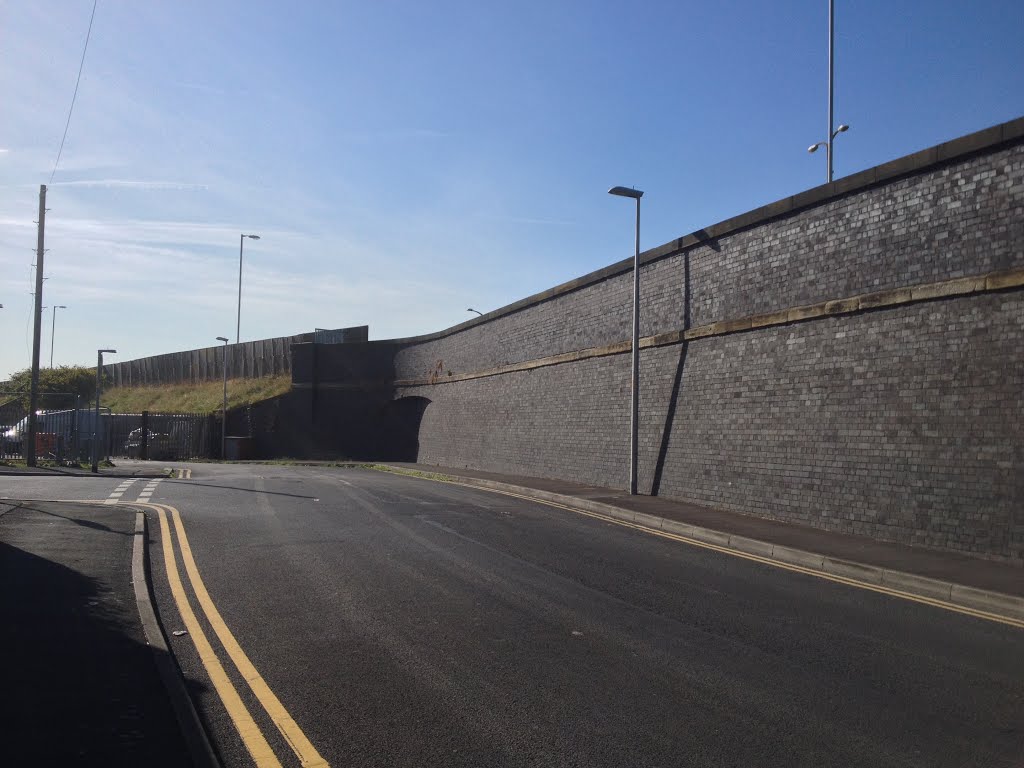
[377,396,431,461]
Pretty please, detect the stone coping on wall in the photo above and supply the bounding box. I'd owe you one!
[392,266,1024,387]
[380,115,1024,349]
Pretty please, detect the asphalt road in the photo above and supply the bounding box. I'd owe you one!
[3,463,1022,767]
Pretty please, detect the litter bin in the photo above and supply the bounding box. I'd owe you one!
[224,436,253,461]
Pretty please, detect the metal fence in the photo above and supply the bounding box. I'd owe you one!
[106,412,216,461]
[2,408,87,462]
[103,326,371,387]
[0,409,216,462]
[105,333,312,386]
[314,325,369,345]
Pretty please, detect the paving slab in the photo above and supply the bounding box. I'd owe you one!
[0,463,168,478]
[0,500,198,766]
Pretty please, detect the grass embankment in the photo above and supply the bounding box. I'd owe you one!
[367,464,455,483]
[101,374,292,414]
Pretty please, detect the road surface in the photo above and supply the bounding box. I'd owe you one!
[2,463,1021,767]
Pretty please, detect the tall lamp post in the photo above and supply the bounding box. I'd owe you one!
[50,304,67,368]
[217,336,229,459]
[608,185,644,495]
[237,233,261,344]
[92,348,116,473]
[807,0,850,183]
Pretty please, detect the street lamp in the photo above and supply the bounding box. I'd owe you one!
[217,336,229,459]
[50,305,67,367]
[808,124,850,182]
[92,348,116,473]
[608,185,644,496]
[237,233,261,344]
[467,308,483,317]
[807,0,850,183]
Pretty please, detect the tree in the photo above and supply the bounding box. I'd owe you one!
[1,366,100,413]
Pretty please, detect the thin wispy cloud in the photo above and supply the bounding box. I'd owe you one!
[336,128,452,144]
[477,213,577,226]
[49,179,209,191]
[17,215,299,248]
[2,2,1021,378]
[173,81,226,96]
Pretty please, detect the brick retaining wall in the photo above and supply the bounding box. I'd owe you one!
[301,118,1024,562]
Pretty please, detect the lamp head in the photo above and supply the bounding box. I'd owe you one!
[245,234,261,240]
[216,336,229,343]
[98,349,116,354]
[608,186,643,199]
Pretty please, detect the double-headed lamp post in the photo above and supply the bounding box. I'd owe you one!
[237,233,261,344]
[608,185,644,495]
[217,336,229,459]
[50,305,67,367]
[92,348,116,473]
[807,0,850,183]
[808,125,849,183]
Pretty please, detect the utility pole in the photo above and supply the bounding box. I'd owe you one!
[26,184,46,467]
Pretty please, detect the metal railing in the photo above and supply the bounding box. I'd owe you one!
[313,326,369,345]
[1,409,216,462]
[107,412,216,461]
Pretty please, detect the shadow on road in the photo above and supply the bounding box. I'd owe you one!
[162,479,319,500]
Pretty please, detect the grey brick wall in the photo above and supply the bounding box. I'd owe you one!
[381,125,1024,563]
[685,143,1024,325]
[649,293,1023,562]
[394,140,1024,381]
[305,120,1024,562]
[401,292,1023,563]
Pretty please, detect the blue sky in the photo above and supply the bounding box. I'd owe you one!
[2,0,1022,380]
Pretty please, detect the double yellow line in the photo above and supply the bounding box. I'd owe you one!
[149,502,329,768]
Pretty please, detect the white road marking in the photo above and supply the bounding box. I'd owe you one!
[312,473,351,486]
[104,479,138,505]
[136,478,163,503]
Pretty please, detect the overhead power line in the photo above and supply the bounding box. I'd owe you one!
[49,0,99,186]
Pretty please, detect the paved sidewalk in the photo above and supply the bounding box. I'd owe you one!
[385,463,1024,604]
[0,500,200,766]
[0,462,168,478]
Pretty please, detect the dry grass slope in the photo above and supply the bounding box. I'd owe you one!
[102,374,292,414]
